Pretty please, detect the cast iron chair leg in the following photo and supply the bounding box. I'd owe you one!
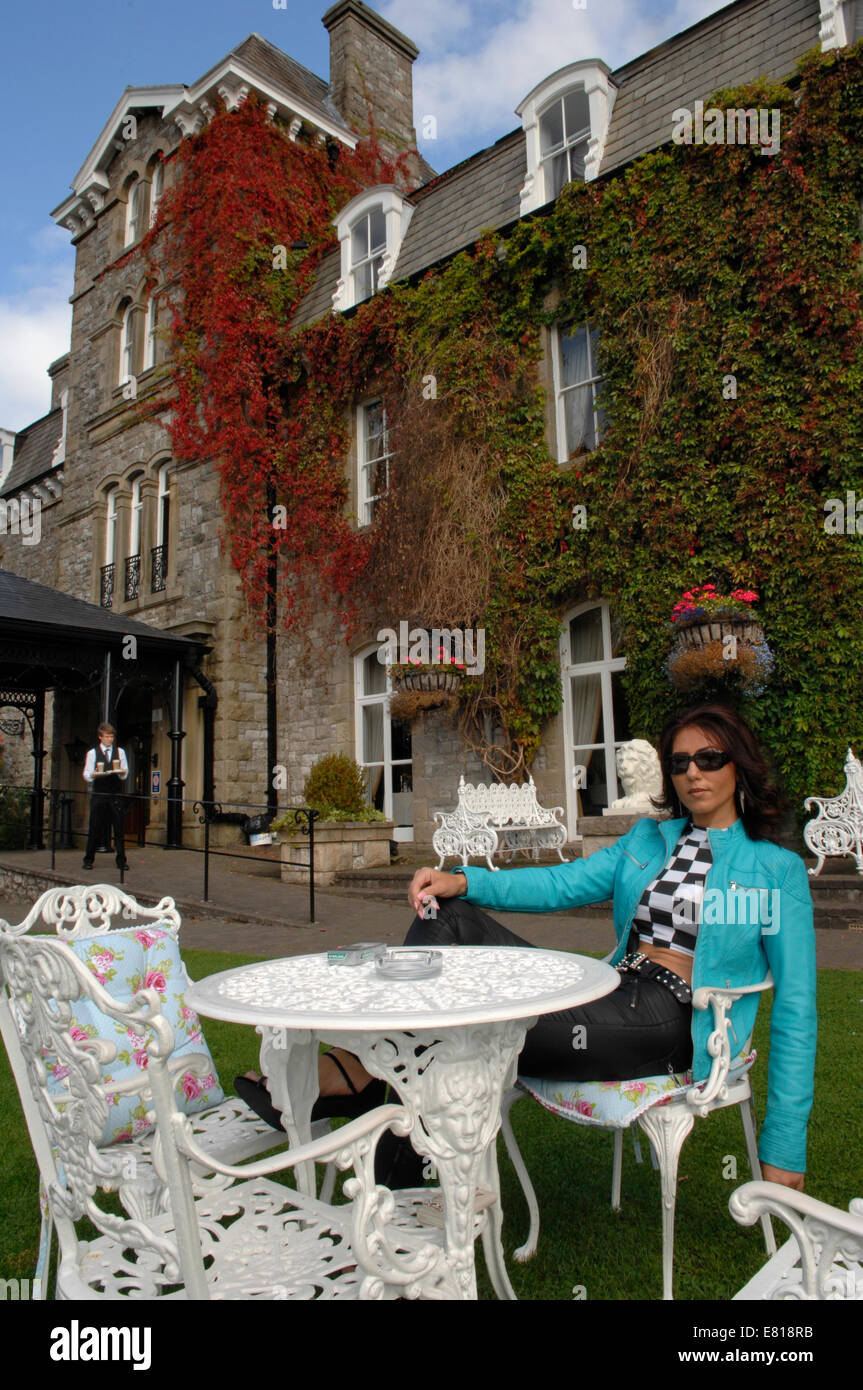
[500,1088,540,1262]
[638,1104,695,1300]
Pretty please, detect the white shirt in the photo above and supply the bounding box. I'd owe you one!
[83,744,129,783]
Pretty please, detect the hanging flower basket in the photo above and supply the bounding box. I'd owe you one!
[674,615,765,650]
[665,584,774,696]
[394,669,464,695]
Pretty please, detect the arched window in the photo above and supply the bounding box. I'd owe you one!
[152,463,170,592]
[143,297,158,371]
[101,488,118,607]
[124,178,142,247]
[149,158,164,227]
[354,646,413,840]
[125,474,143,601]
[560,601,629,827]
[539,88,591,199]
[351,205,387,300]
[119,302,137,385]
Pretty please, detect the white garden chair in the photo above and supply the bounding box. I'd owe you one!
[731,1182,863,1299]
[0,926,478,1299]
[0,885,313,1297]
[500,974,777,1299]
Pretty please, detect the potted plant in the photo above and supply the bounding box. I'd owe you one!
[664,584,774,696]
[272,754,393,888]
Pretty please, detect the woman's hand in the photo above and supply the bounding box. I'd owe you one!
[408,867,466,915]
[760,1163,804,1192]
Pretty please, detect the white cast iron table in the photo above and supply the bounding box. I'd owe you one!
[186,945,618,1300]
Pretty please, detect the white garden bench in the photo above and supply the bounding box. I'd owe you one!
[433,774,570,871]
[731,1182,863,1299]
[803,747,863,875]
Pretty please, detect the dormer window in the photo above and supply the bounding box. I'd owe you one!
[518,62,617,215]
[333,187,414,312]
[540,89,591,200]
[351,206,387,300]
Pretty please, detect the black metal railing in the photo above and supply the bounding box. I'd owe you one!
[151,543,167,593]
[124,554,141,601]
[0,785,319,923]
[100,563,115,608]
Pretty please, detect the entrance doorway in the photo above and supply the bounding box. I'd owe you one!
[116,688,153,845]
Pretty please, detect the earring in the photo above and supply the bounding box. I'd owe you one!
[738,786,746,813]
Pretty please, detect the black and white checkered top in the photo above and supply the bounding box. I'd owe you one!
[632,821,713,957]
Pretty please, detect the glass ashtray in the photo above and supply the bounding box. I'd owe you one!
[374,948,443,981]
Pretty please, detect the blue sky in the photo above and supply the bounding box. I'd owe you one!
[0,0,732,431]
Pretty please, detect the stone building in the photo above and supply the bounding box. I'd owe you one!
[0,0,859,854]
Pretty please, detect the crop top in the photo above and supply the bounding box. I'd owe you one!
[632,822,713,958]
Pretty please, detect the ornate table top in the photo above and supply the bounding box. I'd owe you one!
[186,946,618,1031]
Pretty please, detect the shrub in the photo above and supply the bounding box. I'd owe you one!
[0,788,31,850]
[303,754,367,815]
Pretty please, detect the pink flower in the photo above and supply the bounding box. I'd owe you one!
[142,970,167,993]
[624,1081,647,1097]
[52,1064,71,1081]
[134,1050,149,1070]
[133,1116,150,1134]
[134,929,165,948]
[575,1100,595,1117]
[69,1026,89,1042]
[92,950,114,973]
[181,1073,202,1100]
[115,1129,133,1142]
[199,1073,217,1091]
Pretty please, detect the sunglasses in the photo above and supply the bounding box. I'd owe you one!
[666,748,732,775]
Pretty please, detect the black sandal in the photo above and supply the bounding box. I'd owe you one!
[234,1055,388,1131]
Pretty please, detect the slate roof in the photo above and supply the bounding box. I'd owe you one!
[291,0,823,327]
[231,33,353,136]
[602,0,821,173]
[0,569,205,652]
[1,410,62,498]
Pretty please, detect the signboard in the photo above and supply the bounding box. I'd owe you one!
[151,770,161,796]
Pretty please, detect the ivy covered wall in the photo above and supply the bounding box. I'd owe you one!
[148,44,863,814]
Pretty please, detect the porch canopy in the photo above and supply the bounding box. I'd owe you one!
[0,568,209,847]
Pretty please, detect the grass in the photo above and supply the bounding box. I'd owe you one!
[2,947,860,1300]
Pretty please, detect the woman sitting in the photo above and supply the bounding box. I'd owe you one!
[238,702,816,1191]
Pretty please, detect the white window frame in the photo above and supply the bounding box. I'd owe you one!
[333,186,414,311]
[350,205,387,301]
[119,304,136,385]
[129,475,143,557]
[156,463,170,547]
[560,600,626,834]
[354,645,413,841]
[357,399,394,526]
[552,321,604,463]
[517,62,617,214]
[539,89,591,201]
[149,159,164,227]
[104,488,118,565]
[124,178,142,247]
[143,297,158,371]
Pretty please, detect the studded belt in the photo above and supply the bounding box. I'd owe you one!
[616,951,693,1005]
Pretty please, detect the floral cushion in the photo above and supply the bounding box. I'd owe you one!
[42,923,224,1145]
[518,1049,756,1128]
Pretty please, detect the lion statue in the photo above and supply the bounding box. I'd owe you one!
[603,739,664,815]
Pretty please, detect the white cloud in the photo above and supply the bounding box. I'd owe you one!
[381,0,730,152]
[0,228,73,432]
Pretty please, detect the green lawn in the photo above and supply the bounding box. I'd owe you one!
[2,947,860,1300]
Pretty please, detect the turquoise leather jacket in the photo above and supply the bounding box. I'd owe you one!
[459,816,816,1173]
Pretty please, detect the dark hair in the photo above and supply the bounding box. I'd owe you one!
[651,703,785,840]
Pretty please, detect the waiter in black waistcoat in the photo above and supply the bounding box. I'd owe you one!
[82,722,129,870]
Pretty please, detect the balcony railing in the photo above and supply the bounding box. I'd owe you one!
[100,563,115,609]
[124,553,141,602]
[151,543,167,593]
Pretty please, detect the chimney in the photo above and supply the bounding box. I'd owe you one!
[322,0,423,185]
